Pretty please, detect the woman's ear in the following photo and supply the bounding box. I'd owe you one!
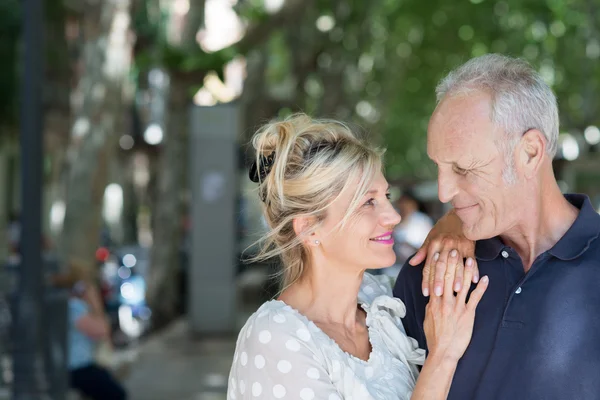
[293,215,319,246]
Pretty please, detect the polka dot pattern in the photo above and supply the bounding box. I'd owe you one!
[306,367,320,380]
[300,387,315,400]
[252,382,262,397]
[285,338,301,352]
[273,384,286,398]
[273,314,286,323]
[229,274,418,400]
[297,328,311,342]
[277,360,292,374]
[259,330,272,344]
[254,355,265,369]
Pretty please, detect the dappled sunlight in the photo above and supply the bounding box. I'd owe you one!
[198,0,245,52]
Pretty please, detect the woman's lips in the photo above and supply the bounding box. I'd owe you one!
[370,232,394,245]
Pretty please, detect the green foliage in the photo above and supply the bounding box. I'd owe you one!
[256,0,600,179]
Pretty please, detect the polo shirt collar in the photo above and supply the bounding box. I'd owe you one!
[474,193,600,262]
[548,194,600,261]
[475,236,505,261]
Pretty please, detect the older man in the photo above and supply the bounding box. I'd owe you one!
[394,54,600,399]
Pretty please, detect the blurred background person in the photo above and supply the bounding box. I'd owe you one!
[51,260,127,400]
[386,190,433,278]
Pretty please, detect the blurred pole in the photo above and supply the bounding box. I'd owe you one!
[13,0,49,398]
[188,103,239,334]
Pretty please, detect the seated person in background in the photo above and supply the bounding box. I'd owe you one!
[53,265,127,400]
[386,190,433,278]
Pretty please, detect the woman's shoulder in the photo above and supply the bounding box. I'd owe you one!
[236,300,320,354]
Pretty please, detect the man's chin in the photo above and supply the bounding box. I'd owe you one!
[464,225,496,242]
[463,225,483,241]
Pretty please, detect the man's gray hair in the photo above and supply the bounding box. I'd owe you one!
[436,54,559,165]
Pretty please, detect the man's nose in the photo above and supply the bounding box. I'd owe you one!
[437,169,459,204]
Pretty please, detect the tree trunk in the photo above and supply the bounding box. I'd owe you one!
[146,0,205,328]
[146,74,190,328]
[44,2,73,244]
[60,0,134,273]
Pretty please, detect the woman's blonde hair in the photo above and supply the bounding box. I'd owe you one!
[249,113,384,291]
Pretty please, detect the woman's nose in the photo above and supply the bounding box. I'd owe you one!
[382,203,402,227]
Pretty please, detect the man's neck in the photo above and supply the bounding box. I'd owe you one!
[500,182,578,271]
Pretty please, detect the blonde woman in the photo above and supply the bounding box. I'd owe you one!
[227,114,489,400]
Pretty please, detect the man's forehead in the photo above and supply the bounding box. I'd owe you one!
[427,95,495,161]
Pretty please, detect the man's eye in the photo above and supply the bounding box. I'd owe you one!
[453,166,468,175]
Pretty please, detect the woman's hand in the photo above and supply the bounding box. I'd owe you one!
[409,209,478,297]
[423,250,488,363]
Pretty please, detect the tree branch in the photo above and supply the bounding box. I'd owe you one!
[236,0,316,54]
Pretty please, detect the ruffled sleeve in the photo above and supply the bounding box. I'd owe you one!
[366,296,426,371]
[360,273,426,386]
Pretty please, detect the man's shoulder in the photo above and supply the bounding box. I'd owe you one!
[398,255,424,282]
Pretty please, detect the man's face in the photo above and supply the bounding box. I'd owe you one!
[427,91,523,240]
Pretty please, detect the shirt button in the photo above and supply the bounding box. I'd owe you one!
[501,250,509,258]
[515,287,522,294]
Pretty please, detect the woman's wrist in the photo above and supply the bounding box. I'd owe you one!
[412,350,459,400]
[426,349,460,368]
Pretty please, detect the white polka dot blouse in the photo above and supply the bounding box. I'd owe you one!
[227,273,426,399]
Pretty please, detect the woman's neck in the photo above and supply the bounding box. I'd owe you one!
[279,261,364,331]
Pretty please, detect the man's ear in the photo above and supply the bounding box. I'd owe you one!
[518,129,546,178]
[293,215,319,246]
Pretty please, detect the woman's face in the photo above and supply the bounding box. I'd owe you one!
[316,171,401,271]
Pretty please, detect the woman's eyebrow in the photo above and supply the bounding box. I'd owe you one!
[366,186,390,195]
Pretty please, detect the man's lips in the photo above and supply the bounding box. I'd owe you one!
[454,204,478,214]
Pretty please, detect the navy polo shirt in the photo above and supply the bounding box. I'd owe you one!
[394,194,600,400]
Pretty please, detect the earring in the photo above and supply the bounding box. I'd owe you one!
[314,240,320,245]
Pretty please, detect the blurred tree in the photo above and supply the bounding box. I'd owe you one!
[233,0,600,180]
[137,0,316,329]
[60,0,135,266]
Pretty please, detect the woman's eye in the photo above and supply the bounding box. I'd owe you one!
[364,198,375,206]
[385,193,391,200]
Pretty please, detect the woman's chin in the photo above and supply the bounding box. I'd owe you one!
[371,258,397,270]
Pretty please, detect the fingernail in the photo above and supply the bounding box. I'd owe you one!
[482,276,489,284]
[466,257,473,267]
[454,282,461,292]
[433,252,440,261]
[434,286,442,296]
[423,287,429,297]
[450,249,457,258]
[473,274,479,283]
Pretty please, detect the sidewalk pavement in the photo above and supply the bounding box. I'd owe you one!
[123,319,238,400]
[122,267,270,400]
